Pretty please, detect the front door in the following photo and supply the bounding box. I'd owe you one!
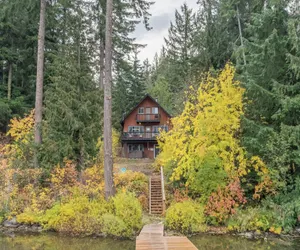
[154,144,160,158]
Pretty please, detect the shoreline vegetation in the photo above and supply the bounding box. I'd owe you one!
[1,64,300,240]
[1,220,300,241]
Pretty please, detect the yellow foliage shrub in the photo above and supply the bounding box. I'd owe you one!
[5,110,34,167]
[16,208,42,225]
[114,171,148,210]
[81,164,105,198]
[101,214,129,237]
[112,192,143,234]
[41,194,108,235]
[33,192,143,237]
[166,200,207,234]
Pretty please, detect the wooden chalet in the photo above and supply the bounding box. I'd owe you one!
[121,94,172,159]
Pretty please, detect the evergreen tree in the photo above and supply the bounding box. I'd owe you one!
[42,0,102,169]
[164,3,196,93]
[241,1,300,187]
[0,0,39,130]
[127,48,146,109]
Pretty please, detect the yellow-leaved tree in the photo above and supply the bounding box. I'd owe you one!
[5,110,35,168]
[157,64,274,207]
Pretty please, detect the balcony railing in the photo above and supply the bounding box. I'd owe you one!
[136,114,160,122]
[122,132,160,141]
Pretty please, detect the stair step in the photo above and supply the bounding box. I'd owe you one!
[149,175,164,215]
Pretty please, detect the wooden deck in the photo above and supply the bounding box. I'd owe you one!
[136,224,198,250]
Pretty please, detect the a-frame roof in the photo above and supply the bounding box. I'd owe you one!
[121,94,172,125]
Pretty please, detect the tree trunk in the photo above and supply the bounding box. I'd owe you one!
[237,6,247,66]
[2,61,6,85]
[100,39,105,89]
[7,63,12,100]
[104,0,115,200]
[34,0,46,148]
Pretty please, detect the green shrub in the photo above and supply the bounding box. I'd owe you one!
[0,210,6,224]
[227,207,282,234]
[101,213,129,237]
[262,196,300,233]
[112,192,143,234]
[165,200,207,234]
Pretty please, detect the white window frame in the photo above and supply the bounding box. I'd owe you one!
[128,126,144,134]
[138,107,144,114]
[152,107,159,114]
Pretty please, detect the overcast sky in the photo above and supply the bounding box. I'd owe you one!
[134,0,199,62]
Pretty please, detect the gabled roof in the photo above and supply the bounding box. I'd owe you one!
[121,94,172,125]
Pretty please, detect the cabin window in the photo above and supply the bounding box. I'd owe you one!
[152,107,159,114]
[138,107,144,114]
[128,144,144,152]
[145,107,151,114]
[128,126,144,134]
[153,126,168,134]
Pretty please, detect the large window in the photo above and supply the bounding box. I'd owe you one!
[128,144,144,152]
[153,125,168,135]
[128,126,144,134]
[152,107,159,114]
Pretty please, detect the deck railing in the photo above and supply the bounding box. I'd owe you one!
[136,114,161,122]
[122,132,159,140]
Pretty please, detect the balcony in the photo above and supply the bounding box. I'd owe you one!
[122,132,160,141]
[136,114,161,123]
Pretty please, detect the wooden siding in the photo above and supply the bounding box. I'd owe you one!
[121,96,171,159]
[123,97,171,133]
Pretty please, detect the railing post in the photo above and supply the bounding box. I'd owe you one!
[160,166,166,215]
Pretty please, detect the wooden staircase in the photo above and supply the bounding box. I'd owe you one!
[149,170,165,215]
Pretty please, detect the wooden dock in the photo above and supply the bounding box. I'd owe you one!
[136,224,198,250]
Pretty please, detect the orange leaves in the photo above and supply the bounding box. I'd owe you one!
[205,179,247,223]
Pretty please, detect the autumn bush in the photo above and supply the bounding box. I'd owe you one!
[114,171,148,210]
[112,192,143,235]
[205,179,247,224]
[41,194,108,235]
[165,200,206,234]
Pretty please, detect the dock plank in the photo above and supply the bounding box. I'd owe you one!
[136,224,198,250]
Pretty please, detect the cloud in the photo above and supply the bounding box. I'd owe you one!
[134,0,199,62]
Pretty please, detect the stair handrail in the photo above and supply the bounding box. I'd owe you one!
[160,166,166,214]
[149,176,151,214]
